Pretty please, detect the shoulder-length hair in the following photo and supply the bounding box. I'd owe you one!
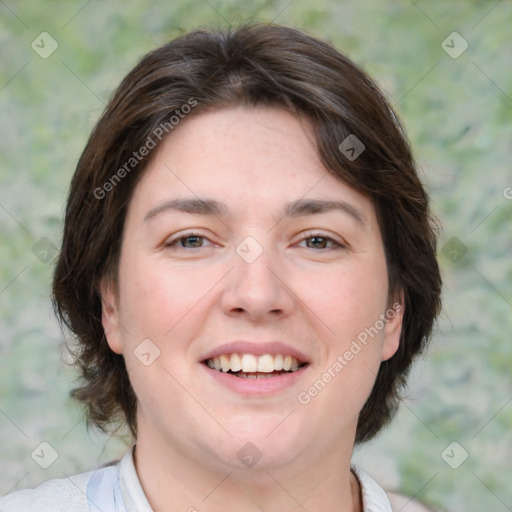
[52,23,442,443]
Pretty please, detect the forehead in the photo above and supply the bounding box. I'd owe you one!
[128,106,377,225]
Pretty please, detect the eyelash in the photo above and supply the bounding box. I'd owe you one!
[165,232,211,249]
[298,233,346,250]
[164,231,346,250]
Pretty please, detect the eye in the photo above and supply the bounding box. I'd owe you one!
[298,234,346,250]
[164,232,213,249]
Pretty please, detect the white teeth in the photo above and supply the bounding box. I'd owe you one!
[220,354,231,373]
[230,353,242,372]
[206,353,304,374]
[241,354,258,373]
[257,354,274,373]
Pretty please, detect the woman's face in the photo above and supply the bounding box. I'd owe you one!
[101,105,402,472]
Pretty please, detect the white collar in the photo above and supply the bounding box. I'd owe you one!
[118,446,392,512]
[352,464,393,512]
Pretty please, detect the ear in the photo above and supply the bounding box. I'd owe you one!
[380,295,405,362]
[99,277,124,355]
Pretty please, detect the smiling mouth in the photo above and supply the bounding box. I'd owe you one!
[203,353,308,379]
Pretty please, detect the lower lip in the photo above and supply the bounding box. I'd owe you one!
[201,364,309,396]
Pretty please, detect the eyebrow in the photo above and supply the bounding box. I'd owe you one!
[284,198,366,225]
[143,197,366,225]
[144,198,227,221]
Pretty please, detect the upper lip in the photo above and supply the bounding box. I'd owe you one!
[201,341,310,364]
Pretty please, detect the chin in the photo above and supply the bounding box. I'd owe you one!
[209,420,307,471]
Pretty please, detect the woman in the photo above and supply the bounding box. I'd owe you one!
[0,23,441,512]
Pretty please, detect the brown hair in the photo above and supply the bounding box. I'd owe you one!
[52,23,442,443]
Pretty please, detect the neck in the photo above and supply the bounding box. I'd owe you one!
[133,426,362,512]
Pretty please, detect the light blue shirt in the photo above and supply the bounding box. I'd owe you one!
[0,446,393,512]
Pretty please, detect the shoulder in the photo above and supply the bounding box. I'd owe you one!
[0,470,93,512]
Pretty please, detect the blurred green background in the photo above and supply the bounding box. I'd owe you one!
[0,1,511,511]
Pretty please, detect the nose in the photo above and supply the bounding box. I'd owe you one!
[220,241,296,323]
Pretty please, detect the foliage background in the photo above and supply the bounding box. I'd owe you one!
[0,1,511,511]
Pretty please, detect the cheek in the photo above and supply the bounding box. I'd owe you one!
[117,266,193,410]
[301,265,389,414]
[113,256,179,355]
[118,258,223,343]
[119,273,170,338]
[299,264,388,339]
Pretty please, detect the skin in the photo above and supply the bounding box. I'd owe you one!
[101,106,403,512]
